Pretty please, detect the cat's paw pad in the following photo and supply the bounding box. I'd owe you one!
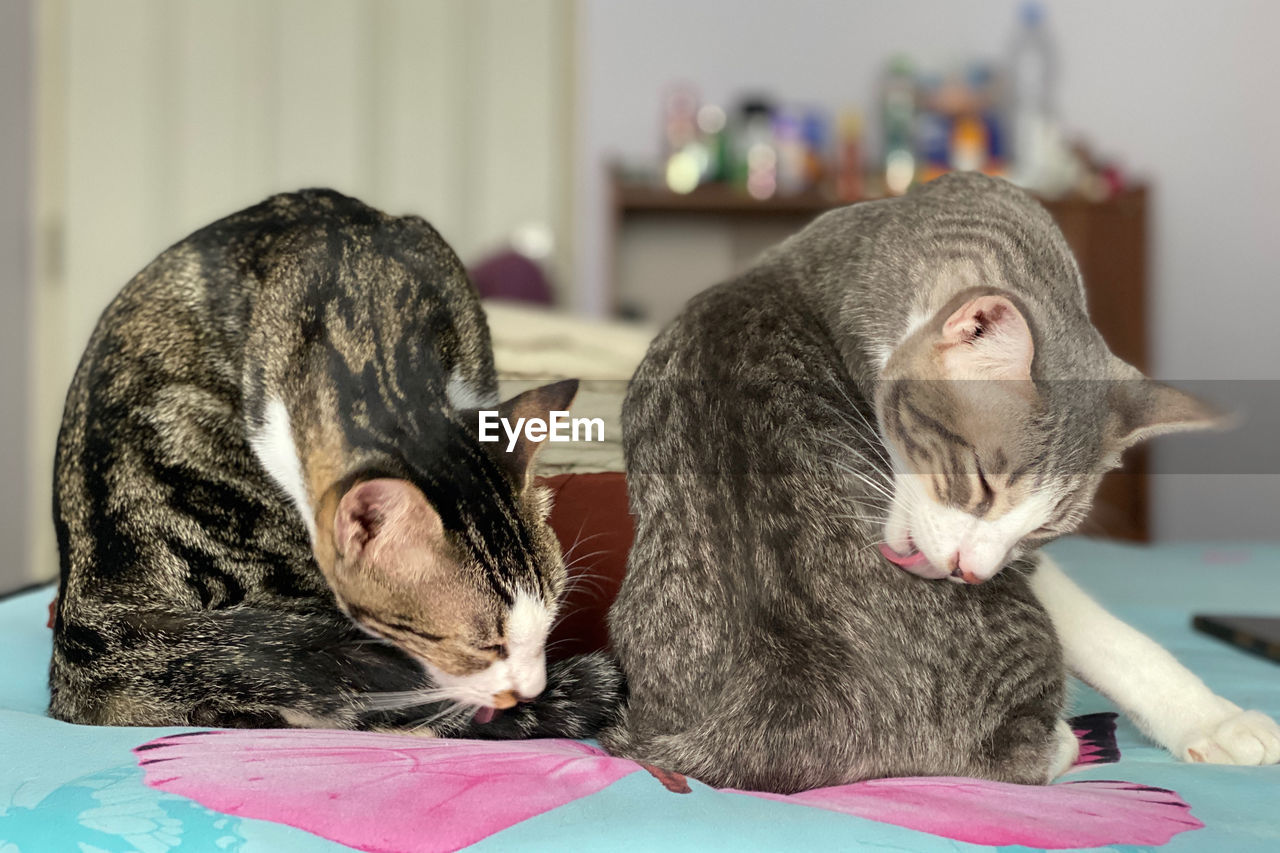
[1179,710,1280,765]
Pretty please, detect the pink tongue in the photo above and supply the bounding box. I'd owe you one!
[474,707,498,725]
[878,542,931,569]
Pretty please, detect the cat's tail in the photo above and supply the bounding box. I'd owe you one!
[461,651,627,740]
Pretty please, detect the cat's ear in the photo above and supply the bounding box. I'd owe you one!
[334,478,442,561]
[1106,368,1227,453]
[936,293,1034,381]
[493,378,580,491]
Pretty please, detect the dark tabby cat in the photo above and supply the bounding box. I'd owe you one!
[605,172,1279,793]
[50,189,621,736]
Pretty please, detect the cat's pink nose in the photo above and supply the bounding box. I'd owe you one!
[948,554,983,585]
[491,690,519,710]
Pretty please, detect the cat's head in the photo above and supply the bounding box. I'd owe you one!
[875,288,1220,584]
[322,380,578,715]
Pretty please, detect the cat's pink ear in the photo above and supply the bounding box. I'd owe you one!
[334,478,442,560]
[937,293,1034,381]
[492,379,579,490]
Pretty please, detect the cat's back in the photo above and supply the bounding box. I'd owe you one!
[52,192,354,605]
[78,188,471,351]
[612,248,1063,791]
[53,190,485,607]
[624,263,833,419]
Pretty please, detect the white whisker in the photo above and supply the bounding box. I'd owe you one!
[357,687,457,712]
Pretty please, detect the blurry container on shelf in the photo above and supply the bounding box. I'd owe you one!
[735,98,778,200]
[697,103,729,184]
[950,114,989,172]
[1006,1,1054,163]
[970,63,1007,166]
[773,110,808,196]
[662,83,708,194]
[881,56,917,195]
[661,83,699,159]
[915,73,950,178]
[802,110,830,192]
[835,110,864,202]
[1005,1,1080,196]
[915,62,1006,184]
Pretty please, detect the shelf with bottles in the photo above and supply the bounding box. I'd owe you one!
[641,78,1128,213]
[643,3,1126,212]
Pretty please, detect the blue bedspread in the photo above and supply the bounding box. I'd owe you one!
[2,539,1278,852]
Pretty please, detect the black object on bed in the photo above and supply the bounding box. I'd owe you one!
[1193,614,1280,664]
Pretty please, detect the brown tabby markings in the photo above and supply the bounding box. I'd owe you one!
[49,189,622,736]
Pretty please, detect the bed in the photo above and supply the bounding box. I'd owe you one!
[3,303,1278,851]
[2,539,1278,851]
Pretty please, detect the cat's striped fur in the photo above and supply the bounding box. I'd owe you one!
[50,189,621,735]
[605,173,1217,792]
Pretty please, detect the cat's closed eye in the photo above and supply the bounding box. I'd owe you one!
[975,458,994,499]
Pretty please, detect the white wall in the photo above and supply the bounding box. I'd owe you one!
[1,0,33,594]
[575,0,1280,540]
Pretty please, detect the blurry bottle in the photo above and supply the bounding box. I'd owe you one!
[835,110,863,201]
[697,104,729,183]
[950,114,989,173]
[734,98,778,200]
[662,83,705,194]
[1006,1,1058,185]
[661,84,699,158]
[915,72,950,183]
[967,62,1006,168]
[802,110,829,191]
[881,56,917,195]
[774,111,808,196]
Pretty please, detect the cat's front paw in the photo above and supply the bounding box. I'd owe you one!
[1177,709,1280,765]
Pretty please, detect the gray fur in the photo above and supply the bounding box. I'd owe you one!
[603,173,1137,792]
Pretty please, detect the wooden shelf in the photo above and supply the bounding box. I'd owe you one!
[615,180,850,216]
[614,173,1146,219]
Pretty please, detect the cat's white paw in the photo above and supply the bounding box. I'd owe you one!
[1047,718,1080,780]
[1177,709,1280,765]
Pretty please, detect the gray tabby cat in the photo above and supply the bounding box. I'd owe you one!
[51,188,621,736]
[605,172,1280,793]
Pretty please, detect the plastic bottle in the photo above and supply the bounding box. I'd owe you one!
[773,110,807,196]
[735,98,777,200]
[835,110,863,201]
[802,110,829,192]
[881,56,917,195]
[1006,1,1057,183]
